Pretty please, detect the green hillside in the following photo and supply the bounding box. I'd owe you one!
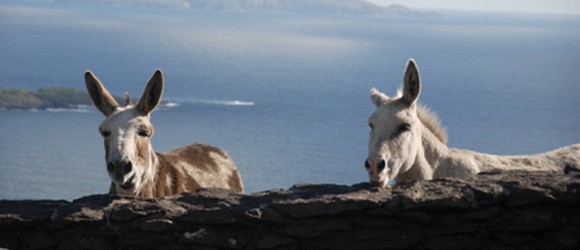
[1,87,96,110]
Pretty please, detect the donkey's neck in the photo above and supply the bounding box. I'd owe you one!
[132,147,160,199]
[133,148,204,198]
[415,123,568,180]
[394,124,443,182]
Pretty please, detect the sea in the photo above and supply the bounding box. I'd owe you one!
[1,2,579,201]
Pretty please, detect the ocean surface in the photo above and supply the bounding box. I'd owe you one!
[1,2,579,200]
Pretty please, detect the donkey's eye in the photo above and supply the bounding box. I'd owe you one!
[392,123,411,138]
[138,130,150,137]
[397,123,411,133]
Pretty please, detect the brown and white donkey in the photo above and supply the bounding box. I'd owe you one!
[85,69,244,198]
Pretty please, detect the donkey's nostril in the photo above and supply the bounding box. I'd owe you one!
[107,162,115,173]
[364,160,371,170]
[377,160,386,172]
[123,161,133,174]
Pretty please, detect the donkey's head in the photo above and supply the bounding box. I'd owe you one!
[85,70,163,195]
[365,59,422,187]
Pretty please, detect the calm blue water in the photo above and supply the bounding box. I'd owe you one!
[1,3,579,200]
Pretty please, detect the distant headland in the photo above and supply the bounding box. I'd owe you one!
[0,87,113,110]
[29,0,442,18]
[0,87,176,110]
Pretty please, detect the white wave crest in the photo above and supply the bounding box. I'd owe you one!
[46,108,92,113]
[162,102,180,107]
[166,98,255,107]
[221,100,255,106]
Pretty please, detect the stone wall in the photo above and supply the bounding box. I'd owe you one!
[1,168,580,250]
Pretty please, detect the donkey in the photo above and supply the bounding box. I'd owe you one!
[85,69,244,198]
[365,59,580,187]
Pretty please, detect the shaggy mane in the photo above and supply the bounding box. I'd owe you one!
[417,104,448,144]
[395,89,448,144]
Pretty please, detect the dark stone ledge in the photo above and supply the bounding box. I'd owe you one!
[1,170,580,250]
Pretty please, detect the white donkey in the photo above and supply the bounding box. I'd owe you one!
[85,69,244,198]
[365,59,580,187]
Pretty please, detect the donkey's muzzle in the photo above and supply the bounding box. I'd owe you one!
[364,159,386,172]
[107,160,133,176]
[377,160,386,172]
[365,158,386,185]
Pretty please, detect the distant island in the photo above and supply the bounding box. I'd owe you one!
[33,0,442,18]
[0,87,174,110]
[0,87,119,110]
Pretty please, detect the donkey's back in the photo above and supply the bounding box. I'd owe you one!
[159,143,243,193]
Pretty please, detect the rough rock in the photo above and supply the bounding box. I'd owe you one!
[1,170,579,249]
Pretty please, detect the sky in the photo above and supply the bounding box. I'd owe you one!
[364,0,580,14]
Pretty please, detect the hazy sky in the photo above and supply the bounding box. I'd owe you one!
[364,0,580,14]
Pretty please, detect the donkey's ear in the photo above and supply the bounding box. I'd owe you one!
[85,70,120,116]
[136,69,164,115]
[403,59,421,106]
[370,88,389,107]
